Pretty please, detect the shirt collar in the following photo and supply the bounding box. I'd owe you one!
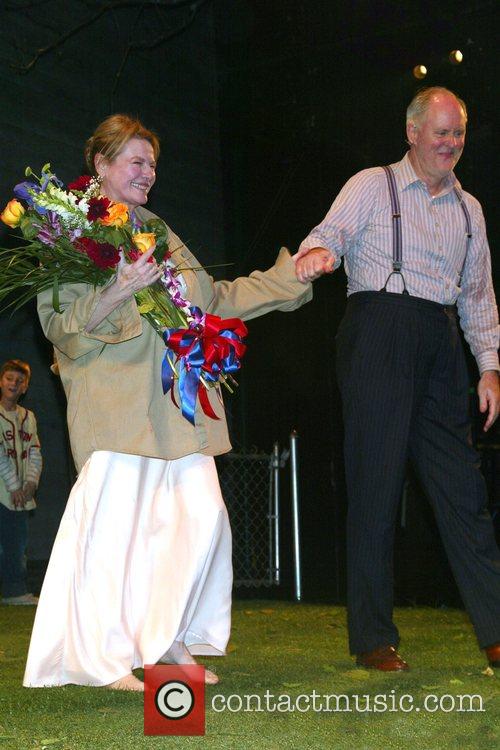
[0,403,21,420]
[393,152,460,197]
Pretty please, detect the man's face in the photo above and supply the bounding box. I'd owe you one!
[407,95,466,186]
[0,370,28,401]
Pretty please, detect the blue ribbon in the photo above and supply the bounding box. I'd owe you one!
[160,306,245,426]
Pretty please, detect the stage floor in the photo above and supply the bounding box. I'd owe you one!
[0,600,498,749]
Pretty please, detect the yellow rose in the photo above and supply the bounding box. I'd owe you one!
[132,232,156,253]
[1,199,25,228]
[99,202,129,227]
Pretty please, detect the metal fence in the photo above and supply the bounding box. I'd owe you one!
[216,432,302,598]
[216,450,278,587]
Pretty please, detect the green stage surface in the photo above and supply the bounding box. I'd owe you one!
[0,601,498,749]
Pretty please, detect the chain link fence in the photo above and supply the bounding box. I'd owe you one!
[216,450,278,587]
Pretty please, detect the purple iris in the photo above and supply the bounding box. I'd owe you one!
[41,173,63,191]
[14,181,48,216]
[14,181,40,206]
[36,211,62,246]
[68,228,82,242]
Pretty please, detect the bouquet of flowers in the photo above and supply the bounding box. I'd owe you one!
[0,164,247,424]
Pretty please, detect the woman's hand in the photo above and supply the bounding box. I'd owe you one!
[115,246,162,296]
[294,247,335,283]
[85,246,162,333]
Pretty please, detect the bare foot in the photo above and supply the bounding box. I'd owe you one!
[105,673,144,691]
[203,669,220,685]
[160,641,219,685]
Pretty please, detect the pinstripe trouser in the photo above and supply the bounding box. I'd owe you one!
[336,291,500,655]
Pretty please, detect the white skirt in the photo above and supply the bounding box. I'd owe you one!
[23,450,232,687]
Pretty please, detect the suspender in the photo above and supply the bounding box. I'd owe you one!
[382,166,403,271]
[453,186,473,239]
[381,166,473,295]
[382,165,407,294]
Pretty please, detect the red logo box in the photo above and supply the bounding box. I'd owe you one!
[144,664,206,736]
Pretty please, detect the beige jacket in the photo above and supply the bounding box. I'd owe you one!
[37,217,312,472]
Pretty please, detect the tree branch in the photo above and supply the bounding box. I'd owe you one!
[10,0,211,73]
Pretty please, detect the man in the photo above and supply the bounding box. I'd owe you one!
[295,87,500,671]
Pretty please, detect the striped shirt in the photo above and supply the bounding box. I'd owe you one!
[299,152,499,374]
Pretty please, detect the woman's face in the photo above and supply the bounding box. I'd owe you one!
[97,137,156,210]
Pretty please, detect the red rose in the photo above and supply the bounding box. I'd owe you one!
[128,248,141,262]
[68,175,92,192]
[127,247,154,264]
[87,196,111,222]
[77,237,120,269]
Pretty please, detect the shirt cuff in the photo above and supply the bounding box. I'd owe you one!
[6,476,22,492]
[477,351,500,376]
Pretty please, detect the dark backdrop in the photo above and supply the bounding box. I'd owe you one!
[0,0,225,558]
[214,0,499,604]
[0,0,498,604]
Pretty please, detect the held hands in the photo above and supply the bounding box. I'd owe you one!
[293,247,335,283]
[478,370,500,432]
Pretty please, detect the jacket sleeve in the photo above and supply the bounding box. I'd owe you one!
[37,282,142,360]
[206,248,312,321]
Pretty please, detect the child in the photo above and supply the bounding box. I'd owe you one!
[0,359,42,605]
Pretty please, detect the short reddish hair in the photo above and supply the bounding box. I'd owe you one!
[85,114,160,175]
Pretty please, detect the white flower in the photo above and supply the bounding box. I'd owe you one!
[31,184,91,230]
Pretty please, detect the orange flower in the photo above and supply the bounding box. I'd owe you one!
[99,202,129,227]
[132,232,156,253]
[1,199,25,228]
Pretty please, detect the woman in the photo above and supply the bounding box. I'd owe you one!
[23,114,311,691]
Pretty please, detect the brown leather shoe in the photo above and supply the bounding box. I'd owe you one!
[356,645,409,672]
[485,643,500,668]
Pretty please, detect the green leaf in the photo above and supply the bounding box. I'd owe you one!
[52,276,61,313]
[19,215,40,240]
[93,225,126,249]
[137,302,155,315]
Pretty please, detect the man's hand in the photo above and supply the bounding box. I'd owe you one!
[10,489,26,509]
[293,247,335,283]
[478,370,500,432]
